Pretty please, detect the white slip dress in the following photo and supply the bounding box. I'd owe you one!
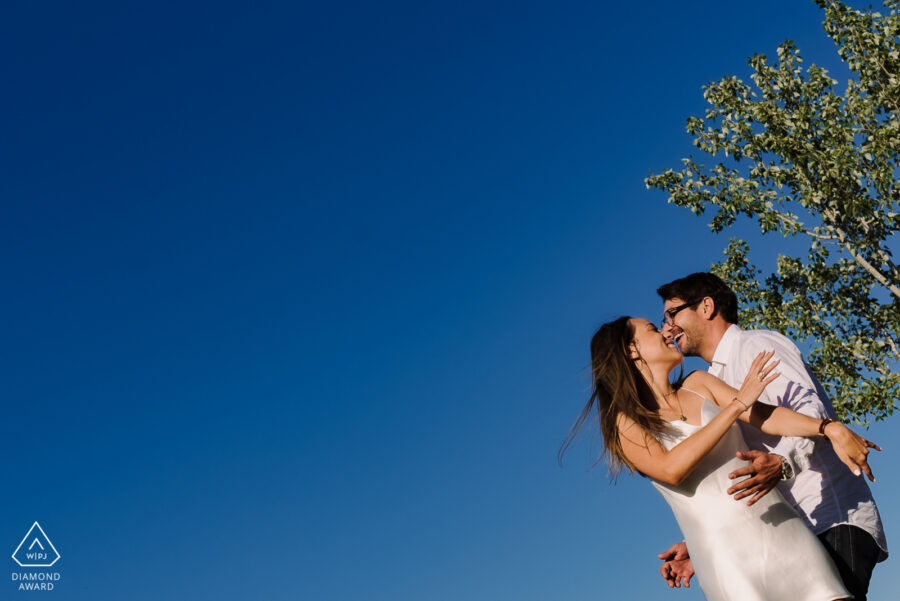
[650,391,850,601]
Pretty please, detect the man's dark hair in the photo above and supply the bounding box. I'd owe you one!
[656,272,739,324]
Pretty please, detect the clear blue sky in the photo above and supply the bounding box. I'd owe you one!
[2,1,897,599]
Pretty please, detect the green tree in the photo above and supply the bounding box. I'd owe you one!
[646,0,900,422]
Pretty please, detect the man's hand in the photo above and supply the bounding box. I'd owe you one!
[660,558,694,589]
[658,541,689,562]
[727,450,782,506]
[658,542,692,588]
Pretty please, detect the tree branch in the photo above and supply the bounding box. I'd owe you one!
[830,221,900,298]
[791,165,900,298]
[884,332,900,361]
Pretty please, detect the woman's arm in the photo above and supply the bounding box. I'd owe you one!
[695,370,880,481]
[617,401,746,485]
[618,352,778,485]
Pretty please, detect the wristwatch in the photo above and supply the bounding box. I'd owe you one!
[777,455,794,480]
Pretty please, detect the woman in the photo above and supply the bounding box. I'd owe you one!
[561,316,879,601]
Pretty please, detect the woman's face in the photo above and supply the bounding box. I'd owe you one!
[628,317,683,366]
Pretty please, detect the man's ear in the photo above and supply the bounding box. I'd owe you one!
[699,297,717,321]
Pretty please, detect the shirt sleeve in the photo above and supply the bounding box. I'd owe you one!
[734,332,832,475]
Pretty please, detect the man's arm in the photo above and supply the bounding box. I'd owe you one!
[744,334,828,468]
[727,333,829,504]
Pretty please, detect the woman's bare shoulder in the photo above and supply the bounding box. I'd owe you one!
[683,370,715,387]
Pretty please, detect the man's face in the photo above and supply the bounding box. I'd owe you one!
[662,297,706,357]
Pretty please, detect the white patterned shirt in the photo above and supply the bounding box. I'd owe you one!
[709,324,887,558]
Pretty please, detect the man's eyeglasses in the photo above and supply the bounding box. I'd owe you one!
[661,299,702,328]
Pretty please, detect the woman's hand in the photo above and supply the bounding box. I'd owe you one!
[734,351,780,410]
[824,422,882,482]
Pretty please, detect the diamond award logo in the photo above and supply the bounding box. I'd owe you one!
[11,522,60,568]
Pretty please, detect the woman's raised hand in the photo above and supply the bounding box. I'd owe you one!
[824,423,882,482]
[735,351,780,411]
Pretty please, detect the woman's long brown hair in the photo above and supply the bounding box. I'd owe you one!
[558,316,674,475]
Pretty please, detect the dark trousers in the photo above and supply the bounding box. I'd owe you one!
[817,525,881,601]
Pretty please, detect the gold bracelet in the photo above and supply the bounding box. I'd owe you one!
[732,396,750,411]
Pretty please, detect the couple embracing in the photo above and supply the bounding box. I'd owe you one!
[562,273,887,601]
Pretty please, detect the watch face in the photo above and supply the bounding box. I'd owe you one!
[780,457,793,480]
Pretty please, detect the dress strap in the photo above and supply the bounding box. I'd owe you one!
[679,387,713,403]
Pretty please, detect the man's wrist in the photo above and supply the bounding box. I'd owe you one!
[775,454,793,480]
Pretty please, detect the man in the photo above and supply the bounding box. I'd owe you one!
[656,272,887,600]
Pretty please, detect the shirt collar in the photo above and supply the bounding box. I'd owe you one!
[710,324,742,368]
